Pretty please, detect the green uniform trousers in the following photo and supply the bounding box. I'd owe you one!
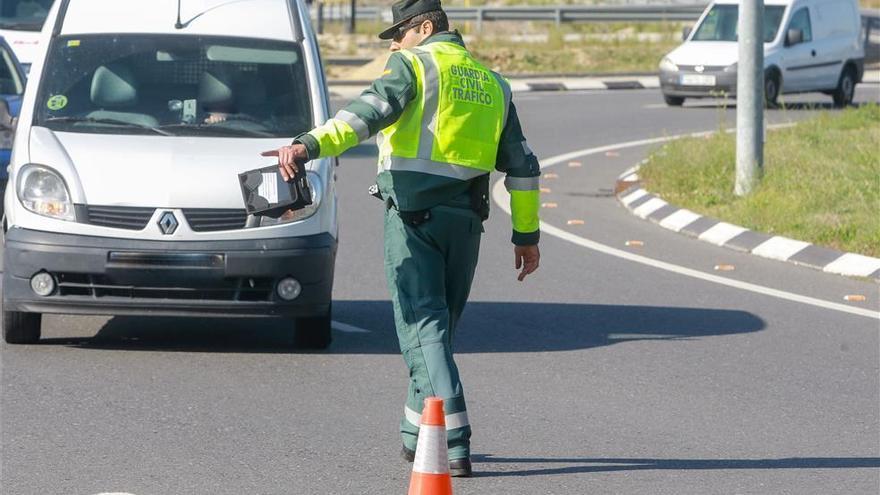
[383,201,483,461]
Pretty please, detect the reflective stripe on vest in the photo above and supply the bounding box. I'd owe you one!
[378,42,511,181]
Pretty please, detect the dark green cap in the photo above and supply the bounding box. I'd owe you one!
[378,0,443,40]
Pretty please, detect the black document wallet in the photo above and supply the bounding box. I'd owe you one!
[238,164,313,218]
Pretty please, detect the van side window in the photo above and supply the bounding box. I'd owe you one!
[789,8,813,42]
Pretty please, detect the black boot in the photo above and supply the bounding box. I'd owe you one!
[401,445,415,463]
[449,457,473,478]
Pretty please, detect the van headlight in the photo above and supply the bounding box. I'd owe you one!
[257,171,323,227]
[17,165,75,221]
[659,57,679,72]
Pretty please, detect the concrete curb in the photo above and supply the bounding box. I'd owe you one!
[615,164,880,282]
[329,75,661,99]
[328,69,880,99]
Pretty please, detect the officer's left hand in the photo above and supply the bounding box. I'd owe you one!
[261,144,308,181]
[515,245,540,282]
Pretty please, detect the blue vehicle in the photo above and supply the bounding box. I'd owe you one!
[0,35,26,184]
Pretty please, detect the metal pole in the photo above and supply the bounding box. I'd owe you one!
[347,0,355,34]
[317,0,324,34]
[735,0,764,196]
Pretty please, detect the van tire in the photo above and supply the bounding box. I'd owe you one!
[832,66,856,107]
[293,305,332,350]
[664,95,685,106]
[764,72,780,108]
[2,303,42,344]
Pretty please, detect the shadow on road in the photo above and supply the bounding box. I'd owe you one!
[36,301,765,354]
[684,100,873,111]
[470,454,880,477]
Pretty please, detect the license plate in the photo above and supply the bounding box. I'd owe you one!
[681,74,716,86]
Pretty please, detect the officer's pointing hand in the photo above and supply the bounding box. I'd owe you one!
[261,144,308,181]
[515,245,540,282]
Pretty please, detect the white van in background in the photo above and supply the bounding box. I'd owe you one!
[659,0,865,107]
[2,0,339,348]
[0,0,54,73]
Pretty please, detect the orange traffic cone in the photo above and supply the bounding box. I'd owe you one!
[407,397,453,495]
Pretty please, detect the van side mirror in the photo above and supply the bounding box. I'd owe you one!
[0,99,12,130]
[682,27,692,41]
[786,28,804,46]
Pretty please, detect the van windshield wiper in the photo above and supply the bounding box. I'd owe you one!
[44,116,173,136]
[159,123,274,137]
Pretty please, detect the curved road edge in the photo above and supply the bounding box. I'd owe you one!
[491,133,880,320]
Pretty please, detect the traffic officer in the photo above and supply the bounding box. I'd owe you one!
[261,0,541,477]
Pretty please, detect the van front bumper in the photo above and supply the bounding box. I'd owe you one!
[2,227,336,318]
[660,68,738,98]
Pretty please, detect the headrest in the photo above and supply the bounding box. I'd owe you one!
[235,72,268,108]
[198,70,235,110]
[91,63,139,107]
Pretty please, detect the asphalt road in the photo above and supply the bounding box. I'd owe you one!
[2,86,879,495]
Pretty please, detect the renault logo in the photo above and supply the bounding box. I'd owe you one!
[695,65,705,73]
[158,212,178,235]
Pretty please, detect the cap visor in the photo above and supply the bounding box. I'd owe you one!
[378,18,409,40]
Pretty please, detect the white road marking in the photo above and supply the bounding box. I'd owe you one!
[632,197,668,219]
[563,80,608,91]
[643,103,670,109]
[823,253,880,278]
[620,188,649,206]
[698,222,748,246]
[659,209,702,232]
[752,236,811,261]
[491,130,880,320]
[331,321,371,333]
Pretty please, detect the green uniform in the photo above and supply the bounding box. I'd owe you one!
[296,31,540,460]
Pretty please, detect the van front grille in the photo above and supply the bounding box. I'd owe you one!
[678,65,727,73]
[55,272,274,301]
[182,209,248,232]
[81,205,156,230]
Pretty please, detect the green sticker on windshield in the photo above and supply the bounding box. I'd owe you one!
[47,95,68,111]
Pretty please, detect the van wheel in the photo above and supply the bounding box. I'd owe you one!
[764,72,780,108]
[664,95,685,106]
[2,303,42,344]
[832,67,856,107]
[293,305,332,350]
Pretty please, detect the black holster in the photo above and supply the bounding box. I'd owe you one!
[469,174,490,221]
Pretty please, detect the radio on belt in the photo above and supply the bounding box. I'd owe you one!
[238,162,312,218]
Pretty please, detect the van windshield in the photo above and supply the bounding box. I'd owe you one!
[34,34,314,138]
[692,4,787,43]
[0,0,53,31]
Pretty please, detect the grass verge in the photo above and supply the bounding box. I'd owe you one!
[638,104,880,257]
[319,21,684,75]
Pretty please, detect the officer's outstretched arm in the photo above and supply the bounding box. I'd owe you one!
[294,52,417,160]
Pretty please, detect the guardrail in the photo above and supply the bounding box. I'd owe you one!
[317,4,708,29]
[317,4,879,40]
[317,4,879,66]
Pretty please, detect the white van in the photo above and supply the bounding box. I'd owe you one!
[660,0,865,106]
[1,0,339,348]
